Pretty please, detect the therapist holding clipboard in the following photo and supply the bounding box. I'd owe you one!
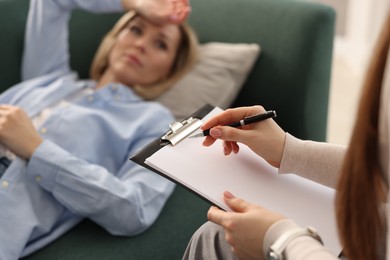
[183,13,390,259]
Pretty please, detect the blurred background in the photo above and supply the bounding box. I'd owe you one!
[309,0,389,145]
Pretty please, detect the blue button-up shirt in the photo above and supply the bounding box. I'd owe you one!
[0,0,175,259]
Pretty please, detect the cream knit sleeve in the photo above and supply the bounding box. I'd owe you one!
[263,219,338,260]
[278,133,347,188]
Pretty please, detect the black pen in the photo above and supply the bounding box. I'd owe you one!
[190,110,277,138]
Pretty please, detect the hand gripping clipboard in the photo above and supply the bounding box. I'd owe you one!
[130,103,341,256]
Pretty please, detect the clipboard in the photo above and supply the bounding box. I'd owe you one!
[130,104,341,255]
[130,104,216,206]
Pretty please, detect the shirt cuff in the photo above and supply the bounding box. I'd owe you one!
[26,140,67,192]
[54,0,124,12]
[101,0,124,12]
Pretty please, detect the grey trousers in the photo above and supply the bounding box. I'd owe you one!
[182,221,239,260]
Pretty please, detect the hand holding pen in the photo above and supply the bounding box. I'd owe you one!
[191,110,276,138]
[199,106,286,168]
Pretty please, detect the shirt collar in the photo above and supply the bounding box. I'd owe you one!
[92,82,143,103]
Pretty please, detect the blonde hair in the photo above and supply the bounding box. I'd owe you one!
[90,11,198,99]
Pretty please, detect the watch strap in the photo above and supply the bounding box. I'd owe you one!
[267,226,323,260]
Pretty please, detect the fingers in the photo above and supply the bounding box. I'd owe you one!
[131,0,191,24]
[0,105,23,118]
[209,125,250,144]
[201,106,264,148]
[0,105,15,113]
[170,0,191,23]
[0,105,13,109]
[207,206,228,226]
[201,106,265,131]
[223,141,239,155]
[208,192,254,226]
[223,191,252,213]
[202,134,240,155]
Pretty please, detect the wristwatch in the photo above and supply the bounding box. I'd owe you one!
[267,226,323,260]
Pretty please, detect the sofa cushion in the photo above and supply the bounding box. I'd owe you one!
[156,42,260,120]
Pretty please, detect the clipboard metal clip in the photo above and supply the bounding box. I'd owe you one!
[161,117,203,146]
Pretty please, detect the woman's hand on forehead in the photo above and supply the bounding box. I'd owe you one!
[123,0,191,24]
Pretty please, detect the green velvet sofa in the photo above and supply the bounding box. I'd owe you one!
[0,0,335,259]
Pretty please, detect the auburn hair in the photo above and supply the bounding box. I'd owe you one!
[90,11,198,99]
[336,12,390,260]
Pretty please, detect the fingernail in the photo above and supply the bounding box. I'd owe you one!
[170,15,178,21]
[210,128,222,138]
[224,191,235,199]
[223,143,228,155]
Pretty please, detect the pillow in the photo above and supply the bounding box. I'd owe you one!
[156,42,261,120]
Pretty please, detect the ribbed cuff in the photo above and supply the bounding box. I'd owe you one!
[263,219,302,258]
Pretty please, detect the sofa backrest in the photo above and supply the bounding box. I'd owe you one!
[0,0,335,141]
[190,0,335,141]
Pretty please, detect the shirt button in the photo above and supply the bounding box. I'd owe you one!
[1,180,9,189]
[35,175,42,182]
[88,96,94,102]
[40,128,47,134]
[115,95,121,101]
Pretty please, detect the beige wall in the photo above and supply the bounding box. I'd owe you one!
[309,0,389,74]
[309,0,389,144]
[309,0,349,36]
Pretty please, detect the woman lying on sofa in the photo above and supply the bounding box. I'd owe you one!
[0,0,197,258]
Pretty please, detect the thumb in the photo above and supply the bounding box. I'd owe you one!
[223,191,251,213]
[210,126,250,144]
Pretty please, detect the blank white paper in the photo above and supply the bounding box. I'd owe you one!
[145,107,341,255]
